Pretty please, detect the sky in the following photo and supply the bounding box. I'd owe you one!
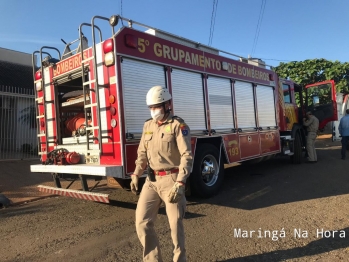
[1,0,348,67]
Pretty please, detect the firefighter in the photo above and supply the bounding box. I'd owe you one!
[130,85,193,262]
[303,111,319,163]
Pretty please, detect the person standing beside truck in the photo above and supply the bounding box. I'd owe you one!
[338,109,349,160]
[130,85,193,262]
[303,111,319,163]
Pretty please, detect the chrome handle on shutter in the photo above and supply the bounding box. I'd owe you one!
[126,133,134,139]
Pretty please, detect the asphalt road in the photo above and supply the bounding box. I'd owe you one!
[1,136,349,261]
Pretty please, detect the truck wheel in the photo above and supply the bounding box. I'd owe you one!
[291,133,302,164]
[190,143,224,198]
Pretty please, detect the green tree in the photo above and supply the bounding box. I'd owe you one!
[274,59,349,93]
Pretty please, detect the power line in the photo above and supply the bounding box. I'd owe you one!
[208,0,215,45]
[208,0,218,46]
[211,0,218,45]
[120,0,124,26]
[259,57,292,62]
[251,0,265,56]
[251,0,266,56]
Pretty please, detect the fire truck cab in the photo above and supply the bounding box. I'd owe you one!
[30,15,337,202]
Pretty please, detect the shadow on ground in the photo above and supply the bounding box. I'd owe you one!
[187,137,348,211]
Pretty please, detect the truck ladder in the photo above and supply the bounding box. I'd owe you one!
[78,23,105,156]
[78,17,116,156]
[32,48,61,156]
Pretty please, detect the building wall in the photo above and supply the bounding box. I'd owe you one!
[0,47,33,67]
[0,48,37,159]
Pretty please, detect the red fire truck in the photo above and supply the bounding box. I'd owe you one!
[30,15,337,203]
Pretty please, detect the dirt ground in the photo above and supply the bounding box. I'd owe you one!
[2,135,349,261]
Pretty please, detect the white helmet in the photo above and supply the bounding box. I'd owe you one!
[146,85,172,106]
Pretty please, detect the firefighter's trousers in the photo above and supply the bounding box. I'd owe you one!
[306,132,317,161]
[136,174,186,262]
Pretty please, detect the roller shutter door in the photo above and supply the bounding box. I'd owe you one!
[234,80,256,129]
[121,58,166,134]
[256,85,276,127]
[207,76,234,130]
[171,69,206,131]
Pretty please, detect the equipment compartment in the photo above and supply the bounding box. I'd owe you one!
[54,77,93,144]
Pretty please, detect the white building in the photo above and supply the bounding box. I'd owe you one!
[0,47,37,159]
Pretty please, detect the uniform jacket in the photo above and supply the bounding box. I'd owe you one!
[339,114,349,137]
[133,113,193,183]
[303,115,319,133]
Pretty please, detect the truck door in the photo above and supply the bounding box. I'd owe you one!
[332,93,349,141]
[305,80,337,130]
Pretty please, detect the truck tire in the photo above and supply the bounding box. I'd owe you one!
[190,143,224,198]
[291,133,302,164]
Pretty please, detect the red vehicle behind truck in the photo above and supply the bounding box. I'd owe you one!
[30,15,337,202]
